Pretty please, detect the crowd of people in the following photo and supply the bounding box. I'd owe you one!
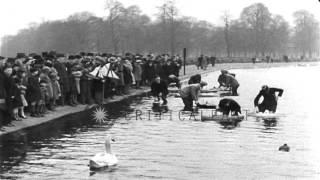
[0,50,286,129]
[0,51,183,128]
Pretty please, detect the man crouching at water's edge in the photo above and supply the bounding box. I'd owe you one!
[151,76,168,105]
[179,81,207,111]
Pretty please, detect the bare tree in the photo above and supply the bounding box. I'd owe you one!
[221,11,232,57]
[293,10,319,58]
[268,15,289,57]
[240,3,272,56]
[1,2,318,61]
[157,0,178,54]
[105,0,124,54]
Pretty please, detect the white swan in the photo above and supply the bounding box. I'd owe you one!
[89,136,118,169]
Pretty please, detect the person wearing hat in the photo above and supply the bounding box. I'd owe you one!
[1,65,20,123]
[16,67,28,119]
[224,73,239,96]
[197,54,204,70]
[218,70,238,95]
[254,85,284,113]
[53,56,70,106]
[154,60,166,81]
[49,71,61,108]
[210,56,216,67]
[179,81,207,111]
[80,60,95,105]
[26,68,42,117]
[0,66,8,127]
[38,79,49,117]
[143,60,155,86]
[68,63,83,106]
[40,66,55,111]
[218,70,228,88]
[114,58,125,95]
[133,59,143,89]
[173,57,182,77]
[122,59,133,94]
[163,60,175,81]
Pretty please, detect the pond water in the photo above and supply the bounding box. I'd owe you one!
[1,64,320,179]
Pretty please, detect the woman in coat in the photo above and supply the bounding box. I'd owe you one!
[133,60,142,89]
[53,59,69,106]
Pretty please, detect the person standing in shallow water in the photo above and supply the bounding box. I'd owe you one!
[218,98,241,116]
[254,85,283,113]
[151,76,168,105]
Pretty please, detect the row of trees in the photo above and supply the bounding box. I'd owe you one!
[1,1,319,58]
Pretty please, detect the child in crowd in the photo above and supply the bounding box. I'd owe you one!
[39,79,48,117]
[27,68,42,117]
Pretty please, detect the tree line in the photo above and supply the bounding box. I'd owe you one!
[1,0,319,59]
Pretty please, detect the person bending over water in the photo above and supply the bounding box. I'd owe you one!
[254,85,283,113]
[218,70,239,96]
[151,76,169,105]
[218,98,241,116]
[179,81,207,111]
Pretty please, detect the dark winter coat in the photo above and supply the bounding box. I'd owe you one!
[143,62,155,81]
[254,88,283,109]
[26,75,41,103]
[218,98,241,115]
[54,61,70,94]
[151,80,168,97]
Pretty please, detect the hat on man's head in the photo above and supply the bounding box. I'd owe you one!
[33,55,43,60]
[48,51,56,56]
[68,55,75,60]
[34,56,44,65]
[221,69,228,74]
[56,53,65,58]
[261,85,269,91]
[42,52,49,57]
[30,67,38,73]
[7,57,16,64]
[16,53,26,59]
[74,55,82,59]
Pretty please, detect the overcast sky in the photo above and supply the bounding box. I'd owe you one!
[0,0,319,41]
